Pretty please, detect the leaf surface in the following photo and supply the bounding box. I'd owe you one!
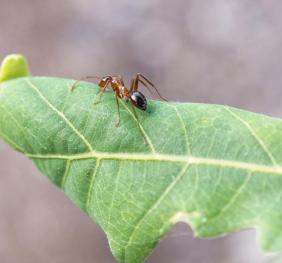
[1,77,282,263]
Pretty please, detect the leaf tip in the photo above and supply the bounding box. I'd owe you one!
[0,54,30,83]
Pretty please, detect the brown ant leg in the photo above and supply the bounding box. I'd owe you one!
[131,73,167,101]
[114,93,121,127]
[71,76,101,91]
[94,81,111,104]
[130,77,153,96]
[118,75,125,86]
[94,77,112,104]
[130,103,148,144]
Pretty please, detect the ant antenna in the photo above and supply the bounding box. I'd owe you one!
[71,75,101,91]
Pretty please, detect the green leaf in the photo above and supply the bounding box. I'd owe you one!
[1,76,282,263]
[0,54,30,83]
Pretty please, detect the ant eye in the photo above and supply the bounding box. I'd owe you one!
[130,91,147,111]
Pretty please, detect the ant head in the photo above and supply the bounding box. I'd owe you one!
[130,91,147,111]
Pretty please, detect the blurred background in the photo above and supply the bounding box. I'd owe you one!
[1,0,282,262]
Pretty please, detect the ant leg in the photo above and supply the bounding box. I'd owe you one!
[115,93,121,127]
[138,74,167,101]
[130,103,148,144]
[129,77,136,93]
[117,75,125,86]
[130,77,153,96]
[94,82,109,104]
[94,78,112,104]
[71,76,101,91]
[131,74,167,101]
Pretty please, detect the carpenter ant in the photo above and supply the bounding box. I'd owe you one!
[72,74,167,143]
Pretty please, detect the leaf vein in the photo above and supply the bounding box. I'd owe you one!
[119,100,156,153]
[171,105,191,154]
[86,159,101,213]
[208,171,252,222]
[25,79,94,152]
[0,104,40,152]
[107,162,123,228]
[225,106,278,166]
[0,130,25,152]
[123,163,190,261]
[60,159,72,188]
[25,152,282,176]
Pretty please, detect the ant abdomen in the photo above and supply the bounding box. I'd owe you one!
[130,91,147,111]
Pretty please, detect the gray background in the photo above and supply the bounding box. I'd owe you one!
[0,0,282,262]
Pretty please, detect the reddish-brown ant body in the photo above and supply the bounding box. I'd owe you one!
[72,74,166,143]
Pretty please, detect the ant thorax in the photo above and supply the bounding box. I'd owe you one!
[119,86,130,99]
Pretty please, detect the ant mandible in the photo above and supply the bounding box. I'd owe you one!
[71,74,167,143]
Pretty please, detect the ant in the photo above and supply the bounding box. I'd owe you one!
[71,73,167,143]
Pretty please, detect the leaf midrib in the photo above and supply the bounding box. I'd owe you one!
[3,78,281,177]
[26,151,282,176]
